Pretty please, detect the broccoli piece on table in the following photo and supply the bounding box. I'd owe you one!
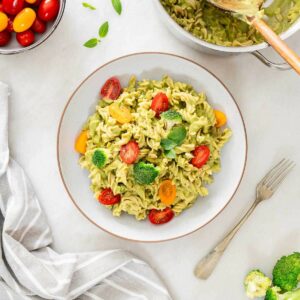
[161,110,182,129]
[265,287,300,300]
[244,270,272,299]
[133,162,159,185]
[273,252,300,292]
[92,149,107,168]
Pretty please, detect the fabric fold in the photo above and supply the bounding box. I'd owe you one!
[0,83,171,300]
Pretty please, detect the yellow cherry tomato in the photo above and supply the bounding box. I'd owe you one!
[13,8,36,33]
[159,180,176,206]
[0,12,8,33]
[109,103,132,124]
[75,131,88,154]
[25,0,37,3]
[214,110,227,128]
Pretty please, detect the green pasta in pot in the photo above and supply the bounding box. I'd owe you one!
[78,76,232,223]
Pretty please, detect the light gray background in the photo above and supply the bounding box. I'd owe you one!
[0,1,299,299]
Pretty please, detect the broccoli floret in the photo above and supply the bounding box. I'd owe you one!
[161,110,182,129]
[133,162,159,185]
[92,149,107,168]
[273,253,300,292]
[244,270,272,299]
[265,287,300,300]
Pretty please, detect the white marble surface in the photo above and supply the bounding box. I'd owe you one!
[1,1,300,299]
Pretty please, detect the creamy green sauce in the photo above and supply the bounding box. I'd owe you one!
[161,0,300,46]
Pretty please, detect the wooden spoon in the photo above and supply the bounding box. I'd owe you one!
[207,0,300,75]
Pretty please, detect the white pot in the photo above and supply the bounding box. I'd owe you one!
[154,0,300,70]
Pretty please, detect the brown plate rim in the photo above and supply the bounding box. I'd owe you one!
[57,52,248,243]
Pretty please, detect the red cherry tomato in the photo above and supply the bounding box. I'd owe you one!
[0,30,11,45]
[2,0,24,15]
[6,17,14,32]
[120,141,140,164]
[98,188,121,205]
[16,29,34,46]
[100,77,121,100]
[190,145,210,169]
[0,3,4,12]
[37,0,59,22]
[31,17,46,33]
[151,93,169,117]
[149,207,174,225]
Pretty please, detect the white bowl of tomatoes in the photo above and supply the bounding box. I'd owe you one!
[0,0,65,54]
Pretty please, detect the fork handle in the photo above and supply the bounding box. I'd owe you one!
[194,201,258,279]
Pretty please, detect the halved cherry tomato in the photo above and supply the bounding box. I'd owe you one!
[74,131,88,154]
[149,207,174,225]
[0,12,8,32]
[151,92,169,117]
[38,0,59,22]
[98,188,121,205]
[13,8,36,33]
[214,110,227,127]
[31,17,46,33]
[16,29,34,46]
[109,103,132,124]
[0,30,11,45]
[100,77,121,100]
[6,17,14,32]
[2,0,24,15]
[120,141,140,164]
[159,180,176,206]
[191,145,210,169]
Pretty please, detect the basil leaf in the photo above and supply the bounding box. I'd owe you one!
[99,21,109,38]
[160,138,177,150]
[112,0,122,15]
[83,38,99,48]
[164,149,176,159]
[82,2,96,10]
[168,126,187,146]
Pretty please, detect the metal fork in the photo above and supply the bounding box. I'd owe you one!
[194,159,295,280]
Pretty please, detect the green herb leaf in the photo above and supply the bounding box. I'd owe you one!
[82,2,96,10]
[111,0,122,15]
[160,138,177,151]
[83,38,99,48]
[167,126,187,146]
[99,21,109,38]
[164,149,176,159]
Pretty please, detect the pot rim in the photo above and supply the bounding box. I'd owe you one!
[155,0,300,53]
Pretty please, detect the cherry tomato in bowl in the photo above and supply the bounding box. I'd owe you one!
[13,8,36,33]
[148,207,174,225]
[0,30,11,46]
[120,141,140,164]
[0,12,8,32]
[100,77,121,100]
[98,188,121,205]
[151,92,169,117]
[16,29,35,46]
[2,0,24,15]
[38,0,59,22]
[31,17,46,33]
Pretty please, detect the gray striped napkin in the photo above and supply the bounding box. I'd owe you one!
[0,82,172,300]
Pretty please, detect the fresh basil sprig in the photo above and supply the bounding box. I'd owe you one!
[84,21,109,48]
[112,0,122,15]
[160,125,187,159]
[82,2,96,10]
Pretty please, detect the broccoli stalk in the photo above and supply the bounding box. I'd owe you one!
[133,162,159,185]
[265,287,300,300]
[161,110,182,129]
[273,252,300,292]
[244,270,272,299]
[92,149,108,168]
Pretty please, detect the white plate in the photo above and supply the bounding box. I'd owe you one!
[57,53,247,242]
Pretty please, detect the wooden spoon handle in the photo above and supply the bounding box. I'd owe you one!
[251,17,300,75]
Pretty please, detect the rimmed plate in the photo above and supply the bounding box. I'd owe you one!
[57,52,247,242]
